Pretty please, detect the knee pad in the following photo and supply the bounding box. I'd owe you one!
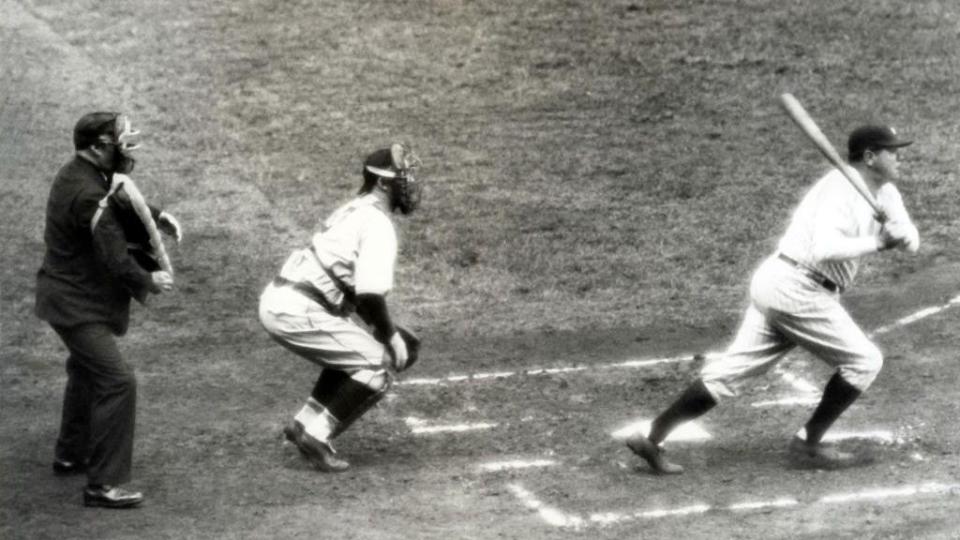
[349,369,391,392]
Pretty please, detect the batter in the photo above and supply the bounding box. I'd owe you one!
[626,125,919,473]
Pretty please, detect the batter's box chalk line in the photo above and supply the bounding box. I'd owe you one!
[508,480,960,529]
[404,416,497,435]
[611,419,712,442]
[400,290,960,389]
[476,459,558,473]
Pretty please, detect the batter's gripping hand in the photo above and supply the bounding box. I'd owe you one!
[877,222,909,251]
[397,325,421,371]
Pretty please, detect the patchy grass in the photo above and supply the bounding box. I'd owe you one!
[8,0,960,339]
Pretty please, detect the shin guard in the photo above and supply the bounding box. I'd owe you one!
[329,373,391,439]
[310,369,390,439]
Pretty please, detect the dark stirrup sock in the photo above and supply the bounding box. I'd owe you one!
[804,372,862,445]
[648,379,717,445]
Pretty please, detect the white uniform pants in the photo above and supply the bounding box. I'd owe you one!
[258,283,387,370]
[701,255,882,401]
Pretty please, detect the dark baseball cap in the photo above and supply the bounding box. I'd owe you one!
[847,125,912,161]
[73,112,120,150]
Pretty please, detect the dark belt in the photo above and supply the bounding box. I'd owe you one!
[777,253,841,293]
[272,276,351,316]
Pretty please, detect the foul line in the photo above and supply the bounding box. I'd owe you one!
[510,481,960,529]
[869,294,960,337]
[400,293,960,388]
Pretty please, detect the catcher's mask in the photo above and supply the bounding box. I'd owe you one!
[74,112,141,174]
[362,143,422,215]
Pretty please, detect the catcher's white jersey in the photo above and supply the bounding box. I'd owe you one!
[778,168,918,291]
[278,193,397,306]
[259,193,397,370]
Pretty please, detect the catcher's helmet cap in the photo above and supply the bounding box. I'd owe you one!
[364,143,421,179]
[364,147,398,179]
[848,125,912,160]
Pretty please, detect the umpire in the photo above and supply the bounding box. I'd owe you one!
[35,112,180,508]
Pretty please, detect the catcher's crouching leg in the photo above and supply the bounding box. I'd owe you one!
[286,369,390,472]
[324,369,391,439]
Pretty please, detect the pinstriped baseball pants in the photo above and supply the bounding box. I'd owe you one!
[701,255,882,401]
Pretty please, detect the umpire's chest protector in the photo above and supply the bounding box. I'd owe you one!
[93,174,165,272]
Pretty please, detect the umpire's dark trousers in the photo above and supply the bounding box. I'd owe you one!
[53,323,137,486]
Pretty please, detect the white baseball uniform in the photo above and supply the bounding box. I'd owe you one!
[701,168,918,400]
[259,193,397,370]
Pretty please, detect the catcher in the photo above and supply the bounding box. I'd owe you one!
[259,143,423,472]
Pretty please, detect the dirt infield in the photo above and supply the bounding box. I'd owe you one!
[3,0,960,539]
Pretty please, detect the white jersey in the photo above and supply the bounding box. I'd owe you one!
[277,193,397,307]
[777,168,918,291]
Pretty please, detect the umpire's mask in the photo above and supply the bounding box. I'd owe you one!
[75,112,141,175]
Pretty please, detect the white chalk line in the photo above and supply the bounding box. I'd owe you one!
[869,294,960,337]
[751,396,820,408]
[477,459,558,473]
[774,369,821,394]
[611,419,712,442]
[510,481,960,529]
[398,353,718,387]
[508,483,585,528]
[404,416,497,435]
[401,293,960,389]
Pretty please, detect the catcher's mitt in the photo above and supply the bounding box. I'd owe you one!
[397,325,421,371]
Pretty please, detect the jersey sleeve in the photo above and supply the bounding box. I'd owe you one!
[353,211,397,295]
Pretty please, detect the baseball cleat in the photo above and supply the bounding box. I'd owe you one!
[283,422,349,473]
[83,485,144,509]
[625,434,684,475]
[788,436,867,470]
[53,457,87,476]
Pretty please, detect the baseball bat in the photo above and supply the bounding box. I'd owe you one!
[778,93,886,221]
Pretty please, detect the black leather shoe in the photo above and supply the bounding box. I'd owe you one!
[625,434,684,475]
[788,436,867,470]
[83,485,144,508]
[283,422,349,472]
[53,458,86,476]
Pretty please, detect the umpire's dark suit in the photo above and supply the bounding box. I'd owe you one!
[36,156,161,487]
